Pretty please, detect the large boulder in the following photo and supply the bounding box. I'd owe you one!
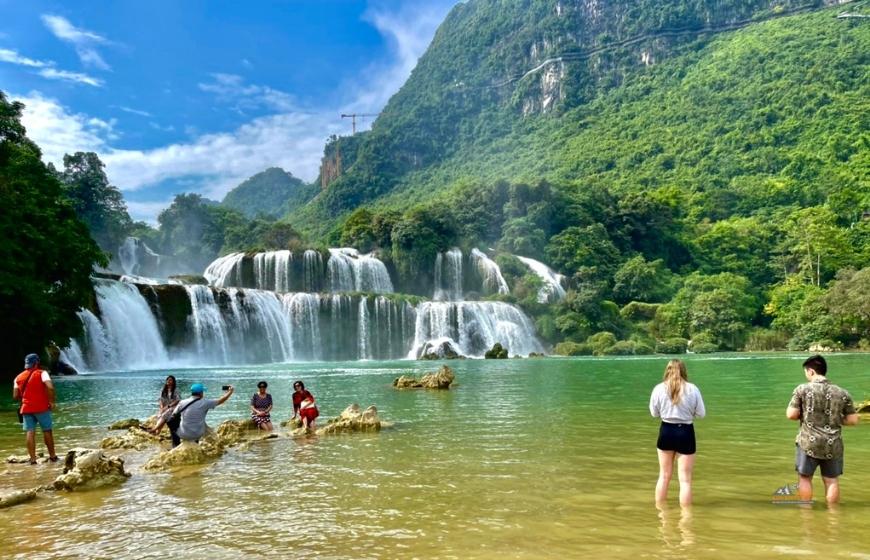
[484,342,509,359]
[53,449,130,491]
[316,404,381,435]
[393,365,455,389]
[418,338,465,360]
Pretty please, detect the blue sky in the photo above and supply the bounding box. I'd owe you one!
[0,0,456,222]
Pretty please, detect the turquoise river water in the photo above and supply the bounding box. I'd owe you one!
[1,354,869,559]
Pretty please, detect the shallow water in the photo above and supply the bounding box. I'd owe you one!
[1,354,869,559]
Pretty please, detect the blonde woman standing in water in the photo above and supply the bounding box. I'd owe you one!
[649,360,706,506]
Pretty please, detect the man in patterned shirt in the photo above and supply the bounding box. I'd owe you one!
[786,355,859,504]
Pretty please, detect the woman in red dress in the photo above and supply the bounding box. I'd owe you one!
[292,380,319,430]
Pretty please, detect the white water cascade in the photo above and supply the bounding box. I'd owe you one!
[203,252,247,288]
[516,256,567,303]
[409,301,544,358]
[253,250,293,292]
[470,249,510,295]
[434,248,464,301]
[326,248,394,293]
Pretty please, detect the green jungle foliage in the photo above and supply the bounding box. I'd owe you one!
[222,167,318,219]
[0,92,106,376]
[292,1,869,352]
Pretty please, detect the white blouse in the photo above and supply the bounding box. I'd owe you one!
[649,382,706,424]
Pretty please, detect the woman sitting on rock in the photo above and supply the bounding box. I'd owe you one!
[148,375,180,436]
[250,381,273,431]
[292,380,319,430]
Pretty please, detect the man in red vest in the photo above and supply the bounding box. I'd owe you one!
[12,353,58,464]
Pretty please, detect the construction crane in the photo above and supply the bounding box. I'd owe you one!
[341,113,379,135]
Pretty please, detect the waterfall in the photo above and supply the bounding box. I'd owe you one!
[358,296,372,359]
[470,249,509,295]
[434,248,464,301]
[409,301,543,358]
[302,250,323,292]
[283,293,322,361]
[252,250,293,292]
[204,252,246,288]
[185,285,232,364]
[327,248,394,293]
[516,256,567,303]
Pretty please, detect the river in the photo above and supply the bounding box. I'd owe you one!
[1,354,869,559]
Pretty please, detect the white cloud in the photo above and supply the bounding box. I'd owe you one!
[18,1,455,221]
[118,106,152,117]
[16,91,109,165]
[198,73,298,113]
[125,199,174,224]
[38,68,103,87]
[41,14,111,70]
[0,48,50,68]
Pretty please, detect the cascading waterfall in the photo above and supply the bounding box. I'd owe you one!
[204,252,247,288]
[409,301,543,358]
[470,249,510,295]
[327,248,394,293]
[302,250,323,293]
[434,248,464,301]
[516,256,567,303]
[253,250,293,292]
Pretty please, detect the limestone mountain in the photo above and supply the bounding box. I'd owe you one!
[222,167,318,218]
[291,0,868,238]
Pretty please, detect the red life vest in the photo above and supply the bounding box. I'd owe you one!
[15,368,51,414]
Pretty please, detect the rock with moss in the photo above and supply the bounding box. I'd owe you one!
[690,341,719,354]
[394,365,455,389]
[316,404,381,435]
[101,426,164,450]
[587,332,618,355]
[484,342,509,359]
[656,338,688,354]
[168,274,208,285]
[856,400,870,413]
[108,418,141,430]
[528,352,546,358]
[53,449,130,491]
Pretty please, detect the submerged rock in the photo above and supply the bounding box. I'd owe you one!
[7,454,45,464]
[0,489,38,509]
[316,404,381,435]
[53,448,130,491]
[394,365,455,389]
[484,342,509,359]
[108,418,141,430]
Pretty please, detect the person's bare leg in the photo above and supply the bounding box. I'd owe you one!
[44,430,57,459]
[26,430,36,462]
[822,476,840,504]
[797,474,814,502]
[676,453,696,506]
[656,449,675,504]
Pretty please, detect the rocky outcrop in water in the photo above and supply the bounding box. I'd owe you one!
[142,419,256,472]
[418,338,465,360]
[394,365,455,389]
[108,418,141,430]
[316,404,381,435]
[101,426,164,451]
[485,342,509,359]
[53,448,130,491]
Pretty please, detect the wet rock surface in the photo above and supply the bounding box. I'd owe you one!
[108,418,142,430]
[53,448,130,491]
[418,339,465,360]
[484,342,509,359]
[142,419,257,472]
[316,404,382,435]
[394,365,455,389]
[0,489,39,509]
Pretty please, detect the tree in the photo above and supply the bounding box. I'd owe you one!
[55,151,132,254]
[824,267,870,344]
[779,206,854,286]
[0,91,105,375]
[612,255,676,304]
[546,223,620,276]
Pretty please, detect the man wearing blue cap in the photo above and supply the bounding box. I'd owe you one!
[12,353,58,464]
[172,383,234,446]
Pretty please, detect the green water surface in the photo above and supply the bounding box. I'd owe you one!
[1,354,869,559]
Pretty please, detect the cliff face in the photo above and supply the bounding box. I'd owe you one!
[293,0,862,235]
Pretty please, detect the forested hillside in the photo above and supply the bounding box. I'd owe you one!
[288,0,869,353]
[222,167,318,218]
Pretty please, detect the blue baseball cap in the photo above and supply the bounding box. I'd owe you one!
[190,383,205,394]
[24,353,40,368]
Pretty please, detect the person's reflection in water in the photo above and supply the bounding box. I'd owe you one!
[656,503,696,549]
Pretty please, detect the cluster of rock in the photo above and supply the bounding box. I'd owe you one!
[142,419,256,472]
[394,365,455,389]
[484,342,509,359]
[1,448,130,509]
[418,339,465,360]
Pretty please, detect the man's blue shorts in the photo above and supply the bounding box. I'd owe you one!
[22,411,53,432]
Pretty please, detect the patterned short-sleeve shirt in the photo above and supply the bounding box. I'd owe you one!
[788,378,856,460]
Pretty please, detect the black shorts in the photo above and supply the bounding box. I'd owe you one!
[657,422,696,455]
[795,445,843,478]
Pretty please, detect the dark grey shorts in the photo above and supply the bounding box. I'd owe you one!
[795,445,843,478]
